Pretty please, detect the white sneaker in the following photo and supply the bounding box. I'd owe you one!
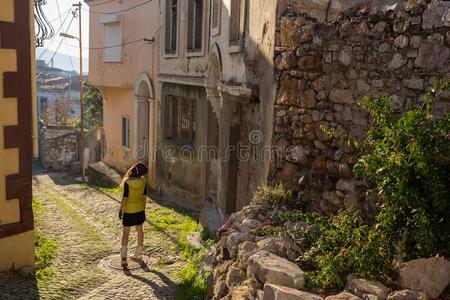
[120,246,128,268]
[135,245,144,260]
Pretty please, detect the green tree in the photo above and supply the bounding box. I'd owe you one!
[83,84,103,129]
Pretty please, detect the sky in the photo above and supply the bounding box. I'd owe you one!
[36,0,90,67]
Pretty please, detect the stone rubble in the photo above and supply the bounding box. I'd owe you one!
[209,201,450,300]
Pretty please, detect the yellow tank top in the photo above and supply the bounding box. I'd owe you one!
[124,177,146,214]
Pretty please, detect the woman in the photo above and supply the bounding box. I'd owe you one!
[119,162,148,268]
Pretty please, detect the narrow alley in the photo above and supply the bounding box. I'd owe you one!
[0,169,200,299]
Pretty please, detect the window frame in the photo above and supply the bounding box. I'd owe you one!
[164,0,180,58]
[229,0,247,53]
[103,20,123,63]
[186,0,206,57]
[210,0,221,36]
[122,116,131,150]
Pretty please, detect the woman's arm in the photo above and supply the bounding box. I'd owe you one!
[120,197,128,211]
[119,182,130,219]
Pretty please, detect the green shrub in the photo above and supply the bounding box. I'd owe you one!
[355,82,450,260]
[176,239,215,300]
[34,233,58,280]
[302,81,450,291]
[252,183,293,206]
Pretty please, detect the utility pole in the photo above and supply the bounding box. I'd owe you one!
[60,3,84,181]
[73,2,85,182]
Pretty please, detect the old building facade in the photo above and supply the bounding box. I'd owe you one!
[157,0,450,221]
[157,0,278,217]
[0,0,38,271]
[86,0,159,186]
[85,0,450,225]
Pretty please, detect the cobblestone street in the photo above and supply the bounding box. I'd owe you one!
[0,171,192,300]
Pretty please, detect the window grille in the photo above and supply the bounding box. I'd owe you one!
[164,96,196,148]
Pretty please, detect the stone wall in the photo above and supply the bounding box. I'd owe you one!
[39,125,79,171]
[270,0,450,216]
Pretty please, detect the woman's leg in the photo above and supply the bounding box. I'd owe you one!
[136,225,144,246]
[122,226,131,247]
[121,226,131,267]
[135,224,144,259]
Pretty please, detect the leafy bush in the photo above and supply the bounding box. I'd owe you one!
[34,234,58,280]
[252,183,293,206]
[290,82,450,291]
[355,82,450,260]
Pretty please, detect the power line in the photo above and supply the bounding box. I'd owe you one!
[55,0,76,72]
[48,7,72,24]
[63,38,154,50]
[38,9,72,60]
[83,0,154,14]
[46,14,76,67]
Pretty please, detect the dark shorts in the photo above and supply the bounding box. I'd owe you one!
[123,211,146,227]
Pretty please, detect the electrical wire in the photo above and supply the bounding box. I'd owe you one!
[62,38,153,50]
[46,14,76,68]
[83,0,154,15]
[38,8,72,60]
[55,0,76,71]
[35,0,56,47]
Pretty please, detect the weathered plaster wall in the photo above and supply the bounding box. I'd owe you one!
[205,0,278,215]
[158,0,210,81]
[88,0,159,89]
[87,0,159,185]
[270,0,450,216]
[156,83,208,207]
[0,0,35,271]
[101,87,136,173]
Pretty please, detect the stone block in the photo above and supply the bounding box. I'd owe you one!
[248,251,305,289]
[399,257,450,299]
[386,290,427,300]
[263,284,323,300]
[330,89,354,104]
[325,292,362,300]
[346,275,388,300]
[422,1,450,30]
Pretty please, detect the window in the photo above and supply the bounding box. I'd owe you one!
[104,21,122,62]
[187,0,204,52]
[165,0,178,54]
[164,96,196,148]
[229,0,241,45]
[122,117,131,149]
[211,0,220,34]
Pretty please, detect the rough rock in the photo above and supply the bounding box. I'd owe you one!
[386,290,428,300]
[325,292,362,300]
[213,279,228,300]
[186,232,202,248]
[247,251,305,289]
[263,284,323,300]
[415,36,450,70]
[346,275,389,300]
[422,1,450,29]
[398,257,450,299]
[226,266,245,289]
[388,53,405,69]
[403,78,423,90]
[276,51,298,71]
[330,89,354,104]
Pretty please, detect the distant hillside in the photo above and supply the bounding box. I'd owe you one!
[36,48,89,73]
